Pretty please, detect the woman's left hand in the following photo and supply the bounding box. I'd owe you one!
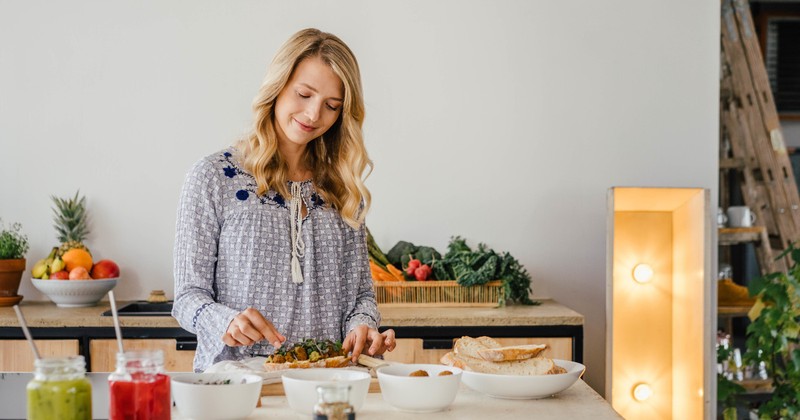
[343,325,396,362]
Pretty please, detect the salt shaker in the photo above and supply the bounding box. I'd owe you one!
[313,383,355,420]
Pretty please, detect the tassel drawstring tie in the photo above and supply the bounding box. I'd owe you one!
[289,182,306,284]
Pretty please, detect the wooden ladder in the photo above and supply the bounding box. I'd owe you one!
[719,0,800,274]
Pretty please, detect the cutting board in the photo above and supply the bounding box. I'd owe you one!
[260,354,391,396]
[261,378,381,396]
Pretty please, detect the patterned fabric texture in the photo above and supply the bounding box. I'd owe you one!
[173,147,380,372]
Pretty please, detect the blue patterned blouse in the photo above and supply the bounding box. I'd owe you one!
[172,148,380,372]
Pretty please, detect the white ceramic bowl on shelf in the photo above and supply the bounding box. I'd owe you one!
[171,373,263,420]
[376,363,462,413]
[31,278,118,307]
[460,359,585,399]
[281,368,371,414]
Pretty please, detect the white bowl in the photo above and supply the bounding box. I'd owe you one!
[171,373,263,420]
[376,364,462,413]
[31,278,118,307]
[460,359,585,399]
[281,368,371,414]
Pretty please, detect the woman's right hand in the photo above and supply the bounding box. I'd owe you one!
[222,307,286,348]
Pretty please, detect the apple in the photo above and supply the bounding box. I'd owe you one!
[49,270,69,280]
[91,259,120,279]
[69,266,92,280]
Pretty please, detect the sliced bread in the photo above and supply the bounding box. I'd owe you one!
[476,344,547,362]
[440,351,555,375]
[454,336,548,362]
[454,336,500,358]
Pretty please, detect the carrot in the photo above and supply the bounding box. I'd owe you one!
[370,260,397,282]
[385,264,406,282]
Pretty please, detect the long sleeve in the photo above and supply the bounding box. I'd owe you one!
[172,158,239,367]
[342,223,381,336]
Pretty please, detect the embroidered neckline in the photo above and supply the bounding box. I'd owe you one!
[218,149,326,211]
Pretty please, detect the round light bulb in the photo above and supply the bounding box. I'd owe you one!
[632,383,653,402]
[632,264,654,284]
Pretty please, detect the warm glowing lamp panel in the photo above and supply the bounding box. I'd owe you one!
[607,187,711,419]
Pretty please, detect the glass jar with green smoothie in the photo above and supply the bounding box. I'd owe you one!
[27,355,92,420]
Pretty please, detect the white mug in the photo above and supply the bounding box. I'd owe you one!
[727,206,756,227]
[717,208,728,227]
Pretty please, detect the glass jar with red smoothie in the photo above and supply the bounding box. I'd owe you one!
[108,350,170,420]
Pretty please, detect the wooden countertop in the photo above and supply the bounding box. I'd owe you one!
[0,300,583,329]
[175,381,621,419]
[379,301,583,327]
[0,301,180,328]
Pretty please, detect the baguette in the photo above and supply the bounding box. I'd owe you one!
[262,338,350,371]
[441,351,555,375]
[262,355,350,372]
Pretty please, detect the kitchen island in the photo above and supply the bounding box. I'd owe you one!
[174,381,622,419]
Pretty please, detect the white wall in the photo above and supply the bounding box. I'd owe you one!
[0,0,720,394]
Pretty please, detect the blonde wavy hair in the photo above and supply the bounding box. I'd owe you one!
[236,28,371,229]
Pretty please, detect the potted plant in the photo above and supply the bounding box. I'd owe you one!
[0,219,30,306]
[741,246,800,419]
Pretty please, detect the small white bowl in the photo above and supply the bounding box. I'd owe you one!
[171,373,263,420]
[376,364,462,413]
[31,278,118,307]
[281,368,371,414]
[460,359,585,399]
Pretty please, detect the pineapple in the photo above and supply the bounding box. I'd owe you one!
[52,191,92,258]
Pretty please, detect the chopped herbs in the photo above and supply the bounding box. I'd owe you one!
[193,378,246,385]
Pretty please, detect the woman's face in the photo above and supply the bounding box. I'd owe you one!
[274,56,344,149]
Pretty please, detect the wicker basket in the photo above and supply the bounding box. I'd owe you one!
[373,280,503,307]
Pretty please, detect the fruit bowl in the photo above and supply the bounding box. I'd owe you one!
[31,278,118,308]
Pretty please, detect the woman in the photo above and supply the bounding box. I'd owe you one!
[173,28,395,372]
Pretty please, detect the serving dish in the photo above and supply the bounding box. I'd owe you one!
[460,359,585,399]
[171,373,263,420]
[31,278,118,307]
[281,368,371,414]
[376,363,462,413]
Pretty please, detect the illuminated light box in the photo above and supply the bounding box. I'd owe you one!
[606,187,712,419]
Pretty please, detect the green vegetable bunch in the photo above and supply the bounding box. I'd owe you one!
[742,244,800,419]
[385,236,536,306]
[0,219,29,260]
[438,237,535,306]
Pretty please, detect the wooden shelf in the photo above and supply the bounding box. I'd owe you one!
[719,227,767,246]
[718,305,752,317]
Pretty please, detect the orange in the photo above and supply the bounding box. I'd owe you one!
[62,248,93,272]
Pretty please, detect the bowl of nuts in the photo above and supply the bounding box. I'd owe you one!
[375,364,462,413]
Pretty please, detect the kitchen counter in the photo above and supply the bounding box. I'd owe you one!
[0,300,179,328]
[174,381,622,419]
[0,299,582,328]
